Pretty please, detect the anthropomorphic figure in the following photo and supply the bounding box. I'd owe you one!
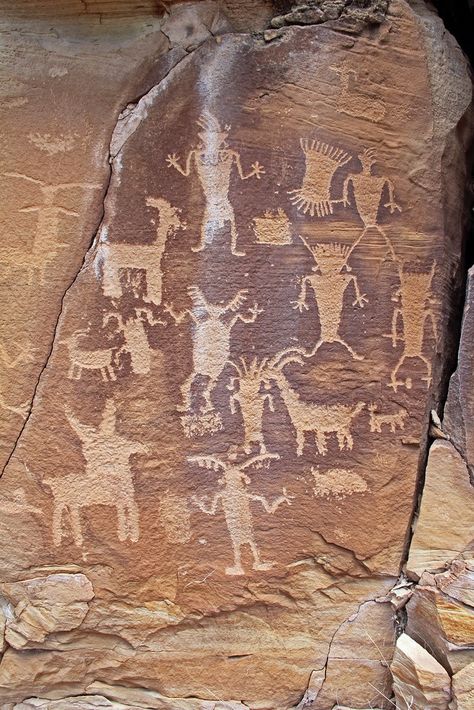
[5,173,100,283]
[166,111,264,256]
[342,148,400,258]
[45,400,148,546]
[166,286,261,413]
[385,262,437,391]
[189,452,290,575]
[228,357,275,454]
[293,238,367,361]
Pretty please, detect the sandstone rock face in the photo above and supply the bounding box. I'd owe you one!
[391,633,452,709]
[0,0,472,708]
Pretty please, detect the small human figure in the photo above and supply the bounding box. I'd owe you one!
[189,452,291,576]
[166,111,264,256]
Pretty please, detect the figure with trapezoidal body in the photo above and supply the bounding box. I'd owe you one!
[292,238,367,361]
[165,286,261,414]
[166,111,264,256]
[44,399,148,547]
[384,261,438,391]
[189,452,291,576]
[342,148,401,258]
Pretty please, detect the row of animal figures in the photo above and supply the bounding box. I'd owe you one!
[40,396,402,577]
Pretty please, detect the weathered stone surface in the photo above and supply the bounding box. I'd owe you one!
[391,633,452,709]
[0,0,472,707]
[451,662,474,710]
[406,580,474,675]
[0,573,94,649]
[406,440,474,579]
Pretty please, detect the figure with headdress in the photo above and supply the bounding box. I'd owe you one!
[342,148,401,258]
[292,238,367,361]
[166,111,264,256]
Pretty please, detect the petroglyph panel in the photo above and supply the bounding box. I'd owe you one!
[0,4,471,708]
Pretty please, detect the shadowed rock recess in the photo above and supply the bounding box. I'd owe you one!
[0,0,472,708]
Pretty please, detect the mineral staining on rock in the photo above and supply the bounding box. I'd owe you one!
[0,0,472,707]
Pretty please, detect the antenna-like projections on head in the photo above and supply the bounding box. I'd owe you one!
[299,236,352,271]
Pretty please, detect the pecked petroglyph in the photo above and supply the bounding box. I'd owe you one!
[100,197,184,306]
[166,111,264,256]
[311,467,368,500]
[60,328,121,382]
[261,349,366,456]
[331,64,386,124]
[293,238,367,361]
[0,488,41,515]
[368,403,407,433]
[28,132,77,155]
[228,357,276,455]
[0,394,30,420]
[45,400,147,547]
[342,148,401,258]
[4,173,101,284]
[288,138,351,217]
[252,209,292,245]
[104,307,165,375]
[0,340,36,369]
[159,491,191,544]
[189,452,290,576]
[165,286,261,414]
[384,261,438,391]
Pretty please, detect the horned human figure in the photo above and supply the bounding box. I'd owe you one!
[44,400,148,546]
[166,286,261,413]
[166,111,264,256]
[293,238,367,361]
[104,307,165,375]
[189,452,291,576]
[342,148,401,258]
[385,261,438,391]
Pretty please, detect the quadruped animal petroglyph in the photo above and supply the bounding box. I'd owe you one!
[104,307,165,375]
[165,286,261,414]
[60,329,121,382]
[368,403,407,433]
[45,400,147,547]
[166,111,264,256]
[189,452,291,576]
[385,261,438,391]
[331,64,386,124]
[288,138,351,217]
[99,197,184,306]
[293,238,367,361]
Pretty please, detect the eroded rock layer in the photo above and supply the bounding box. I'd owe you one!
[0,0,472,708]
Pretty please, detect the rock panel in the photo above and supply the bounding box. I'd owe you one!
[0,0,472,707]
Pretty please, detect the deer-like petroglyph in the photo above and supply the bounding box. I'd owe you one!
[342,148,401,258]
[384,262,438,391]
[263,350,365,456]
[166,111,264,256]
[293,239,367,361]
[288,138,351,217]
[331,64,386,123]
[252,209,292,245]
[228,357,276,455]
[165,286,261,414]
[99,197,184,306]
[189,452,291,576]
[4,173,101,284]
[60,329,121,382]
[104,307,165,375]
[368,403,407,433]
[45,400,147,547]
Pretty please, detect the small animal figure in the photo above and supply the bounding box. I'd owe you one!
[60,329,121,382]
[368,403,407,433]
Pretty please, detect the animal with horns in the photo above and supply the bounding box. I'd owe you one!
[166,111,265,256]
